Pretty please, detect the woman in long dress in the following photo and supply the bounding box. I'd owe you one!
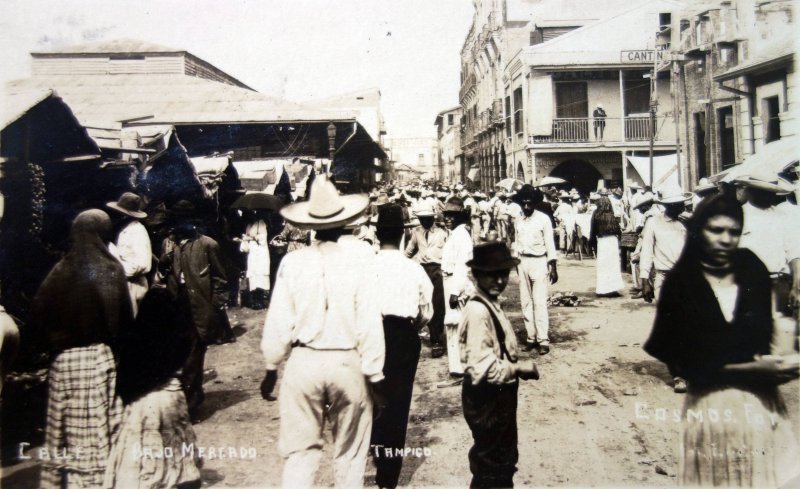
[105,286,201,489]
[240,210,270,309]
[644,192,799,487]
[29,209,133,489]
[590,196,625,296]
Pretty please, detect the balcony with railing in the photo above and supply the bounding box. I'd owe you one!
[459,73,477,103]
[529,116,675,145]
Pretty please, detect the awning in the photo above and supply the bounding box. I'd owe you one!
[711,137,800,182]
[467,167,481,181]
[626,153,679,194]
[190,154,231,175]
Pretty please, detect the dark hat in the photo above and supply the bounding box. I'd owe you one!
[106,192,147,219]
[511,184,543,205]
[171,200,196,217]
[467,242,520,271]
[375,203,405,229]
[442,196,467,215]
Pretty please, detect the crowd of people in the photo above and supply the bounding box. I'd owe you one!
[3,159,799,488]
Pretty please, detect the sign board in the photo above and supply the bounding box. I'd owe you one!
[620,50,664,63]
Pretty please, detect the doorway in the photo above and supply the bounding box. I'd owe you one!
[549,159,603,195]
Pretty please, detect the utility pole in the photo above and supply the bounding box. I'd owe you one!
[649,67,656,189]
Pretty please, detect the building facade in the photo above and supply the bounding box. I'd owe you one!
[384,137,438,181]
[668,0,796,187]
[434,106,464,185]
[510,0,683,194]
[458,0,633,191]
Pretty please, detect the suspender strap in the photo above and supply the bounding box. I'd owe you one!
[469,295,515,363]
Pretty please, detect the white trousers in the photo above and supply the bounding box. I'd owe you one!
[278,348,372,488]
[443,275,465,375]
[517,255,550,345]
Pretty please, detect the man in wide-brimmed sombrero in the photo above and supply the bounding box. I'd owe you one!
[260,175,386,488]
[106,191,151,317]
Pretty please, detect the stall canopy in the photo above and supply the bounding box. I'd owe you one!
[626,153,679,194]
[1,89,100,162]
[710,137,800,183]
[7,74,387,162]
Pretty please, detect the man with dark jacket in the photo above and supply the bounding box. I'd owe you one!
[164,200,228,420]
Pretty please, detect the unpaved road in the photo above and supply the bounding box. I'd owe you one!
[4,256,798,488]
[193,256,800,487]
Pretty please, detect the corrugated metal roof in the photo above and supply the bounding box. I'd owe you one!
[0,88,56,129]
[6,74,358,125]
[31,39,183,55]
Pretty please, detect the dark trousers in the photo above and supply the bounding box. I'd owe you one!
[422,263,445,346]
[371,316,422,488]
[462,376,519,489]
[180,335,208,418]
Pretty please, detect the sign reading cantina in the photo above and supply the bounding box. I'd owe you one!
[620,50,664,63]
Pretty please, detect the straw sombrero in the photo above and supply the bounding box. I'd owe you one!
[733,168,794,195]
[280,175,368,230]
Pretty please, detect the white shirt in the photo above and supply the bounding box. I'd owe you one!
[703,272,739,323]
[109,220,152,278]
[261,240,385,382]
[441,224,474,298]
[513,210,557,261]
[554,202,576,230]
[740,202,800,274]
[374,250,433,325]
[639,214,687,276]
[506,202,522,219]
[610,196,624,218]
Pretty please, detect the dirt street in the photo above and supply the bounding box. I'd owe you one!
[192,255,800,487]
[3,256,799,488]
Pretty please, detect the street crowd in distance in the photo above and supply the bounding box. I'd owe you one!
[1,164,799,489]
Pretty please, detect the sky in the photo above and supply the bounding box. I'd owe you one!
[0,0,474,138]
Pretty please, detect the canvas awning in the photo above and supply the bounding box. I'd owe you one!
[467,167,481,181]
[626,153,679,194]
[711,137,800,182]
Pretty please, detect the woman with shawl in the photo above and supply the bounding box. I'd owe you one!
[590,196,625,296]
[644,192,799,487]
[104,284,201,489]
[29,209,133,489]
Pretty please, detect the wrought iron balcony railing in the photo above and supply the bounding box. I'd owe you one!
[528,116,675,144]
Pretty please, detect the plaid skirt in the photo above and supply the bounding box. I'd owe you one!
[41,343,123,489]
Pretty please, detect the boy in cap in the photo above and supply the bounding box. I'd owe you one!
[459,242,540,489]
[371,203,433,488]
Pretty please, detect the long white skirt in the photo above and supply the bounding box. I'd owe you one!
[245,243,270,291]
[595,236,625,295]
